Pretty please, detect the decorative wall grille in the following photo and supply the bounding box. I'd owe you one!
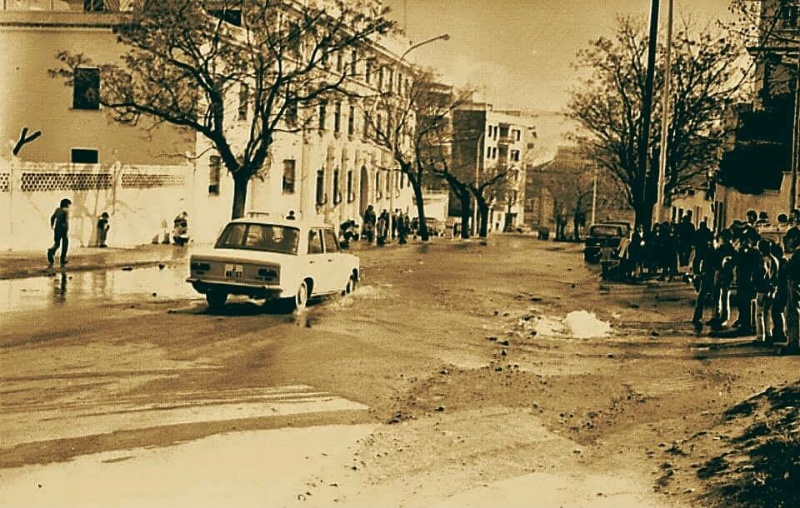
[121,173,185,188]
[20,172,112,192]
[0,173,9,193]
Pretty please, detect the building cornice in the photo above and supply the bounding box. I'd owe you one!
[0,11,123,28]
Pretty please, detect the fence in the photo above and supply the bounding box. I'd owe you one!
[0,160,191,251]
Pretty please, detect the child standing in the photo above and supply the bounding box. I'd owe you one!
[97,212,110,248]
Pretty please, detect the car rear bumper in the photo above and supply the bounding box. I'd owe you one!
[187,278,287,299]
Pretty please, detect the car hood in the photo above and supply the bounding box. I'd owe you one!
[190,247,297,264]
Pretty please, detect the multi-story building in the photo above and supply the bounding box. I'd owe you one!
[450,102,532,233]
[713,0,799,226]
[0,0,416,249]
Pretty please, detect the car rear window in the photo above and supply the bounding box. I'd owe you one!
[589,225,622,238]
[215,223,300,254]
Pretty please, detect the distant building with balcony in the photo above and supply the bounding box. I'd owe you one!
[450,103,533,232]
[0,0,417,248]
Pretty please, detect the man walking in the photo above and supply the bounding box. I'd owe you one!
[47,198,72,267]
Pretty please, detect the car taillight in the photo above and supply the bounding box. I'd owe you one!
[257,267,279,282]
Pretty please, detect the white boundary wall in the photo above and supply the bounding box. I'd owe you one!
[0,160,191,251]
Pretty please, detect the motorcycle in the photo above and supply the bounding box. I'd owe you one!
[339,220,360,248]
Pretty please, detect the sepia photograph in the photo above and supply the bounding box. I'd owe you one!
[1,0,800,506]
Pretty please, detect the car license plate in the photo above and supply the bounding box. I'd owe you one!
[224,264,244,280]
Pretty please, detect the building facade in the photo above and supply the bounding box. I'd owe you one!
[450,103,532,233]
[0,0,416,249]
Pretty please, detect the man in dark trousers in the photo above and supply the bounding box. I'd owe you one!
[47,198,72,267]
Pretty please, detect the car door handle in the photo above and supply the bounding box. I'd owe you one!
[328,259,334,262]
[310,260,316,264]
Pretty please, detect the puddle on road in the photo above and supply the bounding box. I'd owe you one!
[520,310,612,339]
[0,265,196,314]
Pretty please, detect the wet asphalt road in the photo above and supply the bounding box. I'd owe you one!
[0,263,197,315]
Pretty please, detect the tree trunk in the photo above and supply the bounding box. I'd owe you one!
[459,193,471,239]
[231,174,249,220]
[410,176,429,241]
[476,196,490,239]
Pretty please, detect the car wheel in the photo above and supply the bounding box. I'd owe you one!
[343,273,357,295]
[293,280,309,312]
[206,291,228,310]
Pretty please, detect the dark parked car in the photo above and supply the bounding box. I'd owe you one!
[583,223,629,263]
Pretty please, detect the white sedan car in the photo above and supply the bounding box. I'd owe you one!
[187,217,360,311]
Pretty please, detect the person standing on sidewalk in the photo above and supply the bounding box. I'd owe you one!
[47,198,71,267]
[96,212,110,248]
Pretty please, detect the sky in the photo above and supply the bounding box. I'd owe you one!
[383,0,735,114]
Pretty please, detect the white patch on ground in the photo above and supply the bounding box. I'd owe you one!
[521,311,612,339]
[564,310,612,339]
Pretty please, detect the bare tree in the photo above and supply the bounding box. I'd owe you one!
[366,70,463,241]
[50,0,393,219]
[568,16,744,227]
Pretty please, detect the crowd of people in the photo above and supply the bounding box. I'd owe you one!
[607,209,800,351]
[360,205,412,246]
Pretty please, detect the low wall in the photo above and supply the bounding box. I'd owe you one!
[0,160,191,251]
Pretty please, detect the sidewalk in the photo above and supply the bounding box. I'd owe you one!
[0,243,191,280]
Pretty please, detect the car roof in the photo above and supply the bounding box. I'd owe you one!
[228,216,332,229]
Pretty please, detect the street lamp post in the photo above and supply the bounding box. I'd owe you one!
[390,33,450,228]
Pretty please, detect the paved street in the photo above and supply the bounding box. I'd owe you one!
[1,235,796,506]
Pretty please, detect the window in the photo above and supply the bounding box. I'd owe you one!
[73,68,100,110]
[208,8,242,26]
[308,229,323,254]
[71,148,98,164]
[333,168,341,203]
[287,22,301,56]
[215,224,299,255]
[376,113,383,140]
[375,172,382,198]
[365,59,373,83]
[511,149,520,162]
[346,170,354,201]
[285,93,298,126]
[336,52,344,73]
[350,50,358,76]
[378,67,384,90]
[209,155,222,196]
[782,3,799,26]
[363,112,371,139]
[387,68,394,93]
[323,228,340,253]
[348,105,355,135]
[315,169,325,205]
[487,147,492,159]
[282,159,296,194]
[238,83,249,121]
[492,147,498,158]
[399,173,404,189]
[486,126,492,138]
[515,129,522,141]
[84,0,104,12]
[334,102,342,133]
[318,101,327,131]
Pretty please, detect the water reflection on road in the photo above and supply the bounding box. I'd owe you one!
[0,264,196,314]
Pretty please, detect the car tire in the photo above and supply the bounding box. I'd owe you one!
[343,273,357,295]
[206,291,228,310]
[292,280,309,312]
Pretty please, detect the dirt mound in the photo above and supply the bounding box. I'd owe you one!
[657,382,800,507]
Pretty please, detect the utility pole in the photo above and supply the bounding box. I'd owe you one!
[591,165,598,226]
[655,0,674,225]
[639,0,660,227]
[791,53,800,213]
